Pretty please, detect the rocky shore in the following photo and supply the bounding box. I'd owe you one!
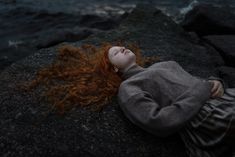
[0,3,235,157]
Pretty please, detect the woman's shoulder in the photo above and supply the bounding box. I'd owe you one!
[117,81,142,104]
[120,71,153,88]
[148,60,179,69]
[118,75,154,102]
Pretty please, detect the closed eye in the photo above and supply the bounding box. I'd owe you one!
[114,48,124,56]
[114,51,119,56]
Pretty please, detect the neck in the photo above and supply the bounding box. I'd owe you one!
[120,63,145,80]
[121,62,136,73]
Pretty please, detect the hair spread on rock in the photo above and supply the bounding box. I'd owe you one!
[16,41,160,115]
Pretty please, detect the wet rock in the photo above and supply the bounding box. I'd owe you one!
[35,28,95,49]
[203,35,235,67]
[218,66,235,88]
[180,3,235,36]
[0,6,127,72]
[79,14,126,30]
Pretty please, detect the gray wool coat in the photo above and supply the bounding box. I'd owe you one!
[117,60,228,138]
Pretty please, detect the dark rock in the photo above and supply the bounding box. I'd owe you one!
[35,28,95,49]
[0,0,16,4]
[203,35,235,67]
[34,13,127,48]
[185,31,201,44]
[0,41,37,72]
[180,3,235,36]
[0,6,127,72]
[218,66,235,88]
[0,3,229,157]
[79,15,117,30]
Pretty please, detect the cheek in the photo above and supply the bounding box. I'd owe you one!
[113,56,129,67]
[119,56,131,67]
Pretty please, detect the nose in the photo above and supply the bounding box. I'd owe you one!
[122,47,125,53]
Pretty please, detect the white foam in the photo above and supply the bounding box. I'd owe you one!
[8,40,24,48]
[180,0,199,15]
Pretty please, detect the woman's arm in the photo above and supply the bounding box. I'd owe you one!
[118,81,212,138]
[206,75,228,89]
[194,75,226,97]
[194,75,228,89]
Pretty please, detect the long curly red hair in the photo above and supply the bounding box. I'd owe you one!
[17,41,160,115]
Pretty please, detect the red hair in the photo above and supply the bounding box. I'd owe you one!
[16,41,160,115]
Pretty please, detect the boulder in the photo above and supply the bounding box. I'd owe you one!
[0,3,229,157]
[218,66,235,88]
[35,28,94,49]
[203,35,235,67]
[0,6,127,73]
[180,3,235,36]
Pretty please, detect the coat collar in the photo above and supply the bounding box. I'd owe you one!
[121,64,146,80]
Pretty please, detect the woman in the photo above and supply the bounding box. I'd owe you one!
[108,45,235,157]
[19,42,235,157]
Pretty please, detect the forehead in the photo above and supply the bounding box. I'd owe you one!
[109,46,120,52]
[108,46,121,56]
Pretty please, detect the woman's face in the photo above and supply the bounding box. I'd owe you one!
[108,46,136,71]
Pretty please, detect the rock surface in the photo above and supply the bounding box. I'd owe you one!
[218,66,235,88]
[180,3,235,36]
[0,6,128,72]
[0,3,229,157]
[203,35,235,67]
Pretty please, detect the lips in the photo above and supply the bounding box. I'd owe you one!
[124,49,128,54]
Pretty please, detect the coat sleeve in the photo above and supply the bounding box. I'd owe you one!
[206,75,228,89]
[118,81,212,138]
[194,75,228,89]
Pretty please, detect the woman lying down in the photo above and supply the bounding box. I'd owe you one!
[21,42,235,157]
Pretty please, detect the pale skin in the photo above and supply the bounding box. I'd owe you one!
[108,46,224,98]
[208,80,224,98]
[108,46,137,73]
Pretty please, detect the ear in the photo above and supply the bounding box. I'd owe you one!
[114,67,119,72]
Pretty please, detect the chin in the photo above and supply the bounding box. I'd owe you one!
[128,52,135,58]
